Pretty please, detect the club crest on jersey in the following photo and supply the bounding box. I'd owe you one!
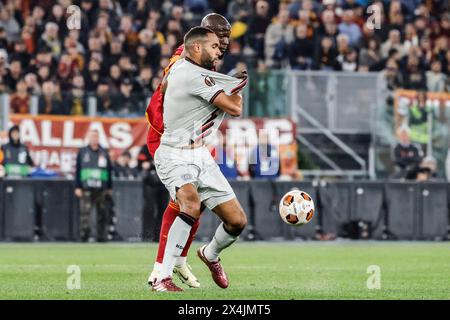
[204,75,215,87]
[181,173,193,181]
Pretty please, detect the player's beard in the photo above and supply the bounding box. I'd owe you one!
[200,49,217,69]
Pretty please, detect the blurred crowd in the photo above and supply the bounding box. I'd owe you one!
[0,0,447,117]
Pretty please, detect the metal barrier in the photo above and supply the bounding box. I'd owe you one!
[112,180,144,241]
[2,179,36,240]
[288,71,387,134]
[33,179,76,241]
[0,179,448,241]
[420,183,448,240]
[245,70,388,178]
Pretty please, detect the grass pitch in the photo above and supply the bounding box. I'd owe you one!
[0,241,449,300]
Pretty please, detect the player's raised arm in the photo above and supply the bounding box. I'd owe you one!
[183,27,244,117]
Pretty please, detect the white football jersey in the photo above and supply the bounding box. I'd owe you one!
[160,57,247,147]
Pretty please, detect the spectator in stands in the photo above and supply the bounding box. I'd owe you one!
[107,64,122,95]
[316,8,338,40]
[24,73,41,95]
[30,6,45,36]
[289,24,314,70]
[426,60,447,92]
[29,46,56,78]
[383,56,404,90]
[339,48,358,72]
[407,91,430,152]
[0,26,8,48]
[39,22,62,59]
[134,65,153,95]
[222,40,243,73]
[128,0,152,29]
[9,79,29,114]
[0,6,20,43]
[338,9,362,47]
[10,39,30,69]
[359,37,382,71]
[57,54,74,90]
[113,150,138,179]
[37,64,51,85]
[118,14,140,53]
[227,0,253,23]
[402,51,427,90]
[113,77,139,115]
[246,0,271,60]
[50,3,67,34]
[96,79,114,116]
[138,28,162,70]
[392,126,423,179]
[62,75,87,115]
[314,36,339,70]
[264,9,294,68]
[381,30,405,59]
[118,55,137,78]
[5,59,22,91]
[415,156,438,182]
[336,33,350,56]
[83,57,102,92]
[38,81,63,115]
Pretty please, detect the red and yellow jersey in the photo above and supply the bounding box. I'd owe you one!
[145,44,184,137]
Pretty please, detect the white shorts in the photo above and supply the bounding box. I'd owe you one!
[154,144,236,210]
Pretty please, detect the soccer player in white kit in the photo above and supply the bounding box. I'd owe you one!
[152,26,248,292]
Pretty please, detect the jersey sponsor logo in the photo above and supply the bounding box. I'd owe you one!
[204,75,215,87]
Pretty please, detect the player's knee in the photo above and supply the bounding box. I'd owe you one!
[176,186,201,217]
[178,195,201,217]
[182,200,201,217]
[225,210,247,236]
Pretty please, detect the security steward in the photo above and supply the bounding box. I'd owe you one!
[75,129,113,242]
[1,125,34,178]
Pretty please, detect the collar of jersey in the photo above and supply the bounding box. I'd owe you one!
[185,56,216,71]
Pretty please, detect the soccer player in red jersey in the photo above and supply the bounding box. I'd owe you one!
[145,14,232,288]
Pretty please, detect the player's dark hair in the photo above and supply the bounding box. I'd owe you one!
[184,26,215,51]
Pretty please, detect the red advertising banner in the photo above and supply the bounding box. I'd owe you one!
[7,115,149,173]
[3,115,297,176]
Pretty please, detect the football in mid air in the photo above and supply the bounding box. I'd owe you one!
[279,190,315,226]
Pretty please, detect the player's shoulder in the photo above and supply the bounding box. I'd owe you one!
[170,58,205,80]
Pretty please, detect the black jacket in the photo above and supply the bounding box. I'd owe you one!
[1,126,34,177]
[75,145,113,190]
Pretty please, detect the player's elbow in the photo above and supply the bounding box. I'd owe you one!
[228,97,243,117]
